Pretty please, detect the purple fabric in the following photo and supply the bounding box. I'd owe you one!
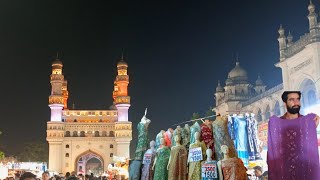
[267,113,320,180]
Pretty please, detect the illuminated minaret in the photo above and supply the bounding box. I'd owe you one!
[62,80,68,109]
[113,57,130,122]
[49,57,65,121]
[113,56,132,158]
[47,57,65,173]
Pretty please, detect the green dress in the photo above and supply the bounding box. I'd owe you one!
[135,122,148,160]
[153,146,171,180]
[188,141,207,180]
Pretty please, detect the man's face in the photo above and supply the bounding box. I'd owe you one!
[285,93,301,114]
[42,173,50,180]
[254,169,262,177]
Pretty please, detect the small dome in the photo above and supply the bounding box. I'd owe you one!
[228,62,248,81]
[117,59,128,67]
[52,58,63,66]
[216,81,224,92]
[225,78,233,85]
[255,75,264,86]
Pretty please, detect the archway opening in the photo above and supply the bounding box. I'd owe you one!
[76,152,104,176]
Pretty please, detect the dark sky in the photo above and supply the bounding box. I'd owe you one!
[0,0,312,154]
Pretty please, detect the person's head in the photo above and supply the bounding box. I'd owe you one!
[65,172,70,177]
[42,172,50,180]
[20,172,37,180]
[282,91,301,114]
[253,166,263,177]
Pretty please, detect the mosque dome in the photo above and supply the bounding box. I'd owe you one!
[228,62,248,81]
[52,58,63,66]
[225,77,233,85]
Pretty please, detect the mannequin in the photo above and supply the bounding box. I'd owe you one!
[135,108,151,160]
[155,130,165,149]
[141,140,157,180]
[201,149,218,180]
[217,145,247,180]
[201,119,214,159]
[152,138,171,180]
[182,124,190,150]
[188,132,207,180]
[171,126,182,146]
[212,115,237,160]
[167,135,187,180]
[190,121,201,144]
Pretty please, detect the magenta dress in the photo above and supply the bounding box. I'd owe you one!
[267,113,320,180]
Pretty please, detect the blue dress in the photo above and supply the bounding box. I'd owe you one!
[190,122,201,144]
[232,116,249,167]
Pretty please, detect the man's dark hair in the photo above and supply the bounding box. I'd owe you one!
[281,91,301,102]
[253,166,262,172]
[42,171,50,176]
[20,172,37,180]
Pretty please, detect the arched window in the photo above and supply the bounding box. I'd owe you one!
[102,131,107,137]
[73,131,78,137]
[274,101,281,116]
[74,119,77,122]
[65,131,71,137]
[109,131,114,137]
[265,105,270,121]
[110,144,114,148]
[110,153,113,157]
[257,109,262,122]
[80,131,85,137]
[94,131,100,137]
[66,153,69,157]
[66,144,69,148]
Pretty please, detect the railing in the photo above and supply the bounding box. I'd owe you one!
[242,84,283,107]
[284,33,312,58]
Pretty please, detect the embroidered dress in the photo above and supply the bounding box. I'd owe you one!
[141,149,156,180]
[221,157,247,180]
[188,142,207,180]
[212,116,237,160]
[153,146,170,180]
[168,145,188,180]
[171,127,182,146]
[135,122,149,160]
[267,114,320,180]
[201,123,214,157]
[246,115,262,161]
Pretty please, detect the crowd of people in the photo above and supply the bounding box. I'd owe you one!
[4,171,114,180]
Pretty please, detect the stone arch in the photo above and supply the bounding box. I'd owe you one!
[256,108,262,122]
[109,131,114,137]
[65,131,71,137]
[74,149,104,175]
[73,131,78,137]
[94,131,100,137]
[298,78,317,108]
[274,101,281,116]
[265,105,271,121]
[101,131,107,137]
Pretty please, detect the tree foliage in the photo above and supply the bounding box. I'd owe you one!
[191,112,200,120]
[17,142,48,162]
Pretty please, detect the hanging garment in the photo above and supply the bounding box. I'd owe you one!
[155,131,163,150]
[129,160,142,180]
[141,149,156,180]
[168,145,188,180]
[267,114,320,180]
[135,122,149,160]
[246,115,262,161]
[220,157,247,180]
[190,122,201,144]
[153,146,171,180]
[181,125,190,150]
[201,123,214,158]
[165,129,172,147]
[212,116,237,160]
[231,116,249,167]
[188,141,207,180]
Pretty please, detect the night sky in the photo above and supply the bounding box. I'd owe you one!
[0,0,312,155]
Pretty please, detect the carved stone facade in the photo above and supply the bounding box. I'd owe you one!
[214,2,320,148]
[47,57,132,174]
